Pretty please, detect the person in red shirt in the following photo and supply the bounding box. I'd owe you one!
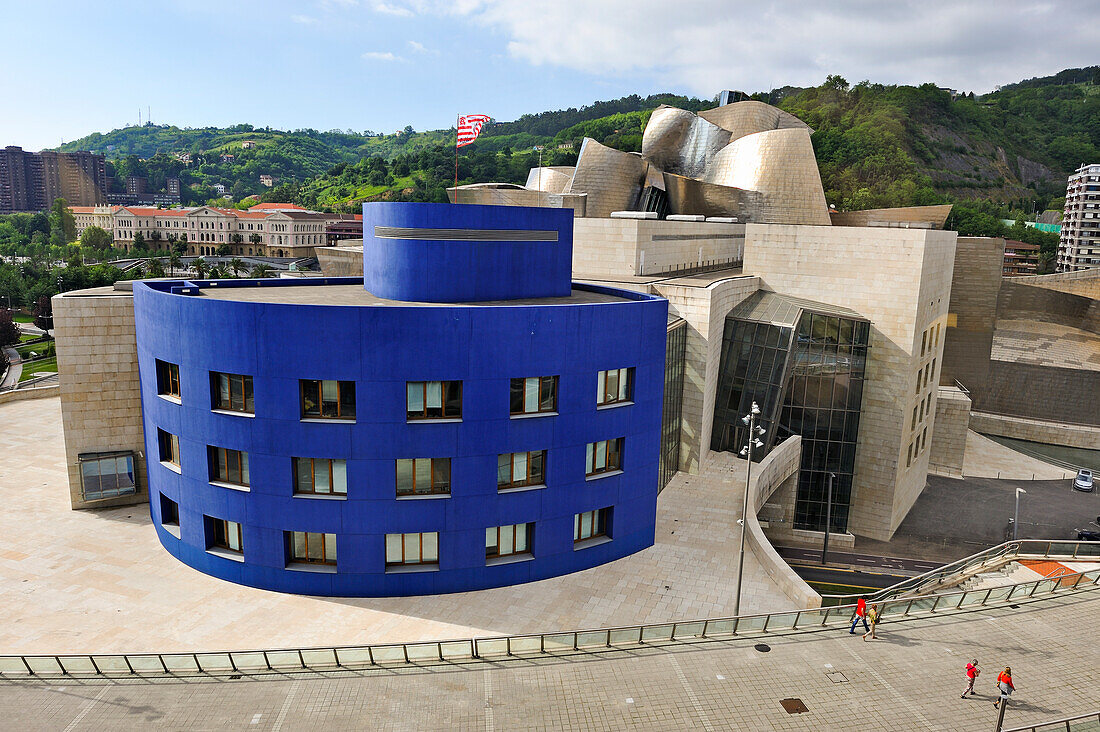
[849,597,870,634]
[961,659,980,698]
[994,667,1015,708]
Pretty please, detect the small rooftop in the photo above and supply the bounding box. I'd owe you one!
[727,290,868,326]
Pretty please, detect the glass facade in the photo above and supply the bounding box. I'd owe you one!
[711,292,870,533]
[659,320,687,492]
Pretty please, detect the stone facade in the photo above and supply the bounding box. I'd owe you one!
[1014,268,1100,299]
[929,386,971,476]
[969,411,1100,451]
[939,237,1004,396]
[830,205,952,230]
[572,218,745,278]
[53,285,146,510]
[315,244,366,277]
[741,224,957,541]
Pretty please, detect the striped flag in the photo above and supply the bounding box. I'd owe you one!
[457,114,491,147]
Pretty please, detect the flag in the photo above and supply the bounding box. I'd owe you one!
[457,114,491,147]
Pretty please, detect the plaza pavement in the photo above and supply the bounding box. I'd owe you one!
[0,397,795,655]
[0,585,1096,730]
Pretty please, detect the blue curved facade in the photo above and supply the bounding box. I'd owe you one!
[134,202,668,597]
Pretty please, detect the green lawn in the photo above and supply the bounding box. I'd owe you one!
[18,333,38,343]
[18,355,57,381]
[16,341,54,360]
[11,313,32,323]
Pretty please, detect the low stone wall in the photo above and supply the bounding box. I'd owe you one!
[0,384,59,406]
[1013,269,1100,299]
[970,411,1100,451]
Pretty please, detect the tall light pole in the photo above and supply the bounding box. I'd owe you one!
[734,401,765,617]
[1013,487,1026,541]
[533,146,545,208]
[821,472,836,565]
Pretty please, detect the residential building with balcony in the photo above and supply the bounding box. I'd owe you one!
[1057,163,1100,271]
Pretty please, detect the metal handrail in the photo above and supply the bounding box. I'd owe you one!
[1002,709,1100,732]
[821,539,1100,604]
[1,563,1097,679]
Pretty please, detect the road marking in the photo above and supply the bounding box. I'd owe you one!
[62,685,111,732]
[271,680,301,731]
[251,713,262,725]
[716,674,725,680]
[668,655,715,732]
[483,667,494,732]
[626,698,634,704]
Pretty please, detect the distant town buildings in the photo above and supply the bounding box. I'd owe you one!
[0,146,107,213]
[1057,162,1100,271]
[241,140,256,149]
[259,174,275,187]
[1002,239,1040,276]
[107,176,181,207]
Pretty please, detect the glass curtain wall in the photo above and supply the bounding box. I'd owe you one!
[659,320,687,492]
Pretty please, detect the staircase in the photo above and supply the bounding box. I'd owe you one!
[957,562,1043,591]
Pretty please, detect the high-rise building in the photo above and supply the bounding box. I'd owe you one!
[1057,163,1100,271]
[0,146,107,213]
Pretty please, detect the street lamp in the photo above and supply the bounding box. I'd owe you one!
[533,146,545,208]
[1013,487,1027,541]
[822,472,836,565]
[734,401,765,617]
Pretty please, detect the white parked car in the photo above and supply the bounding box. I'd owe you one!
[1074,469,1094,493]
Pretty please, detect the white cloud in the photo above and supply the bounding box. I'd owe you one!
[407,40,438,55]
[362,51,402,61]
[373,2,415,16]
[291,14,318,24]
[399,0,1099,95]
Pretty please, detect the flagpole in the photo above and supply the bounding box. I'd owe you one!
[454,114,460,203]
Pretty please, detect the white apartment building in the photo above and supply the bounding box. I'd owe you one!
[1058,163,1100,271]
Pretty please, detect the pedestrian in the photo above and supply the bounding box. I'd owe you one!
[849,597,870,634]
[862,603,879,640]
[993,667,1015,708]
[961,659,980,698]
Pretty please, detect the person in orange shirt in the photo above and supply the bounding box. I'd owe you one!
[961,659,980,698]
[994,667,1015,708]
[849,598,870,634]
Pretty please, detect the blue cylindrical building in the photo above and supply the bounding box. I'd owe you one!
[135,203,668,596]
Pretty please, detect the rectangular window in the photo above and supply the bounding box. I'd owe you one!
[406,381,462,420]
[395,458,451,497]
[921,427,928,453]
[911,405,918,431]
[930,358,937,383]
[915,368,922,395]
[485,523,533,559]
[574,508,610,543]
[157,428,180,466]
[385,532,439,567]
[585,438,623,477]
[209,517,243,553]
[78,452,137,501]
[208,445,250,487]
[497,450,547,490]
[211,372,254,413]
[293,457,347,496]
[160,494,179,527]
[509,376,558,415]
[300,379,356,419]
[920,330,927,357]
[596,368,633,406]
[287,531,337,566]
[156,359,180,398]
[907,442,914,467]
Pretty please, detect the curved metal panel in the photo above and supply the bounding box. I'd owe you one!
[567,138,648,218]
[698,100,812,141]
[525,166,575,194]
[641,106,731,179]
[662,172,758,220]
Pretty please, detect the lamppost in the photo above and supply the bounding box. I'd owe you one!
[734,401,765,617]
[533,146,545,208]
[1013,487,1027,541]
[821,472,836,565]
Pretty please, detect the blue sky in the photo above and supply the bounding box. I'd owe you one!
[1,0,1097,150]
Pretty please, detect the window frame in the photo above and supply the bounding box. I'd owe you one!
[208,445,250,487]
[509,376,558,416]
[385,532,440,567]
[210,371,254,414]
[395,457,451,497]
[574,508,609,544]
[159,494,179,528]
[485,523,533,559]
[210,517,243,554]
[293,457,348,496]
[497,450,547,490]
[157,428,180,467]
[78,451,137,502]
[405,380,462,421]
[156,359,180,399]
[287,531,338,566]
[585,438,623,477]
[299,379,356,420]
[596,368,634,407]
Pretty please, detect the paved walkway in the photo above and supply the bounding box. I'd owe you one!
[0,397,796,655]
[1,588,1096,730]
[0,345,20,389]
[962,430,1074,480]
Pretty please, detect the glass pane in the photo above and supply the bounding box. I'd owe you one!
[524,378,538,412]
[540,376,556,411]
[228,522,241,551]
[422,533,438,562]
[323,534,336,562]
[385,534,402,563]
[485,527,497,552]
[414,458,430,492]
[296,459,312,491]
[605,370,619,402]
[581,512,593,539]
[513,452,527,482]
[433,459,450,491]
[332,460,347,494]
[426,381,442,409]
[530,451,544,483]
[586,443,594,474]
[516,524,529,552]
[405,533,421,562]
[218,450,228,481]
[396,459,413,493]
[240,452,249,485]
[293,532,307,560]
[497,454,510,485]
[302,380,319,416]
[339,382,355,418]
[82,460,100,479]
[243,377,253,413]
[219,374,229,408]
[509,379,524,414]
[596,372,604,403]
[307,533,323,561]
[595,441,607,470]
[574,513,581,541]
[407,382,423,413]
[321,380,337,403]
[315,460,331,494]
[618,369,629,400]
[501,526,514,555]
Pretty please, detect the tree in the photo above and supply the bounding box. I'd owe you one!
[146,258,165,278]
[216,243,232,256]
[228,258,243,277]
[249,263,272,278]
[132,231,147,252]
[230,233,243,245]
[249,233,262,245]
[191,257,207,279]
[33,295,53,337]
[167,251,181,276]
[49,198,77,245]
[80,225,113,251]
[0,310,19,348]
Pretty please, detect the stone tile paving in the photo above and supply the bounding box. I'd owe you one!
[992,318,1100,372]
[0,589,1097,730]
[0,397,794,655]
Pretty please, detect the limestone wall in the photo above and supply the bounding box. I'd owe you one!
[0,384,59,406]
[572,218,745,278]
[316,245,365,277]
[940,237,1004,395]
[742,224,957,541]
[830,205,952,230]
[1013,268,1100,299]
[929,386,971,476]
[970,411,1100,451]
[53,287,147,510]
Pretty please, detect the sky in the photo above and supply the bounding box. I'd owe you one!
[1,0,1098,150]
